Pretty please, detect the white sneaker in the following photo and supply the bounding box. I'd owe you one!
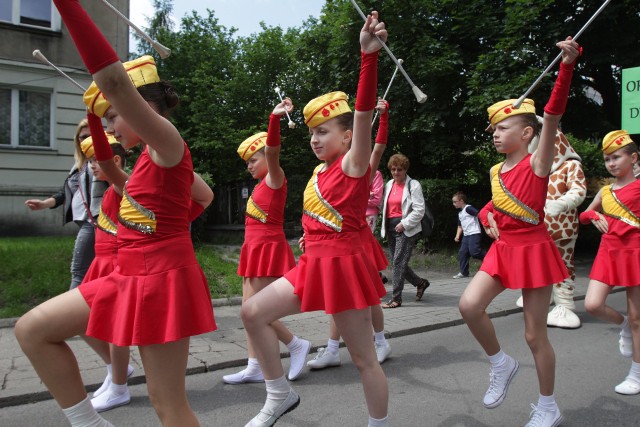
[516,296,524,308]
[452,273,468,279]
[93,364,135,398]
[91,386,131,412]
[483,355,519,408]
[615,377,640,395]
[244,389,300,427]
[547,305,581,329]
[306,347,341,369]
[223,367,265,384]
[619,332,633,358]
[375,341,392,364]
[524,403,563,427]
[287,339,311,381]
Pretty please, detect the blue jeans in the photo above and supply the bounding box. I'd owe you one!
[458,233,486,276]
[70,220,96,289]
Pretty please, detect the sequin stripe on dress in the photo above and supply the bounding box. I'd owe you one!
[118,184,157,234]
[602,185,640,228]
[490,162,540,225]
[97,206,118,236]
[302,170,343,232]
[246,185,268,224]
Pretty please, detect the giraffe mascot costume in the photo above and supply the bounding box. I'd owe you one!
[518,118,587,328]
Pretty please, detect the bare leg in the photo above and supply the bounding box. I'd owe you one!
[15,289,90,408]
[110,344,131,385]
[371,304,385,333]
[628,287,640,363]
[242,277,295,359]
[522,286,556,396]
[585,280,624,324]
[139,338,198,427]
[328,316,340,340]
[82,335,111,364]
[333,308,388,419]
[241,278,302,379]
[459,271,505,356]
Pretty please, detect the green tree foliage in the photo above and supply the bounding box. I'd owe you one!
[132,0,640,241]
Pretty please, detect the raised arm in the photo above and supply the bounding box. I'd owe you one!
[344,11,387,178]
[264,99,293,190]
[369,98,389,182]
[86,113,129,193]
[532,37,581,176]
[53,0,183,167]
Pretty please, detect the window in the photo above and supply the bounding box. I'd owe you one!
[0,87,52,148]
[0,0,59,29]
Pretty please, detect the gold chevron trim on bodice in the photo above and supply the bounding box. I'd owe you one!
[303,166,343,232]
[246,192,268,223]
[97,208,118,236]
[491,162,540,225]
[602,185,640,228]
[118,185,157,234]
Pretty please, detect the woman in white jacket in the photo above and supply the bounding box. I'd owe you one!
[380,153,430,308]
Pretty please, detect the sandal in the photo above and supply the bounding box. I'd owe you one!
[416,279,430,301]
[382,299,402,309]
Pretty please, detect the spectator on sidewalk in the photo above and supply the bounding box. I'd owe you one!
[452,191,486,279]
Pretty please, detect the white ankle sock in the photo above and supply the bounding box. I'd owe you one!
[105,364,112,376]
[368,415,389,427]
[621,316,632,336]
[488,350,506,368]
[246,357,262,374]
[374,331,386,344]
[629,361,640,382]
[327,338,340,353]
[254,376,292,422]
[286,335,301,350]
[109,382,128,396]
[537,394,557,411]
[62,397,114,427]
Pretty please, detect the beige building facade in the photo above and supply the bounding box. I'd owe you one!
[0,0,129,235]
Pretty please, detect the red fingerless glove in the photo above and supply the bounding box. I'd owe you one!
[478,201,494,228]
[375,103,389,145]
[266,114,281,147]
[87,113,114,161]
[544,61,575,116]
[188,200,205,222]
[579,210,599,225]
[355,51,379,111]
[53,0,119,74]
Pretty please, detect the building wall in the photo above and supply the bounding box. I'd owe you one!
[0,0,130,236]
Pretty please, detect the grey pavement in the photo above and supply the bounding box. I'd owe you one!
[0,259,598,408]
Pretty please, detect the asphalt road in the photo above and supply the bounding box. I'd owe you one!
[2,291,638,427]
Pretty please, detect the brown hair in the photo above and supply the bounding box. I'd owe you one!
[517,113,542,141]
[333,112,354,131]
[387,153,410,171]
[137,80,180,118]
[453,191,467,203]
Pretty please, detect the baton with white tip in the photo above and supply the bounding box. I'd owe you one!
[513,0,612,109]
[349,0,427,104]
[33,49,86,92]
[98,0,171,59]
[373,58,402,125]
[274,87,296,129]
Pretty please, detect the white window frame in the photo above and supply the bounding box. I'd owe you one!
[4,0,61,31]
[1,86,54,149]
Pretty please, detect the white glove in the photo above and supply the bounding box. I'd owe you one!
[545,199,569,217]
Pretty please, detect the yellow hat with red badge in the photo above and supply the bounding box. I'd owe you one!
[237,132,268,161]
[303,91,351,128]
[602,130,634,154]
[486,99,536,131]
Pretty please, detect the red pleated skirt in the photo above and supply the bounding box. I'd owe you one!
[480,226,568,289]
[590,234,640,286]
[81,241,118,284]
[79,233,216,346]
[284,231,387,314]
[359,226,388,271]
[237,225,296,278]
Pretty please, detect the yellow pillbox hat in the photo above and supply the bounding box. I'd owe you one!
[83,55,161,117]
[602,130,634,154]
[303,91,351,128]
[80,134,120,159]
[237,132,268,161]
[486,99,536,131]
